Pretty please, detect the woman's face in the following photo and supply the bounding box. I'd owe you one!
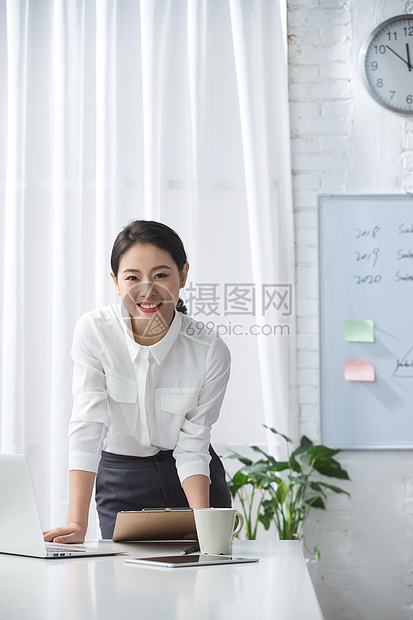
[112,243,189,341]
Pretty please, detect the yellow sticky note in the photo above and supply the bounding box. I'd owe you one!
[344,319,374,343]
[344,359,375,382]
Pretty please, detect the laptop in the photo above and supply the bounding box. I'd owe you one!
[0,453,119,559]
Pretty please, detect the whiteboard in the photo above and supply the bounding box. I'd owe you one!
[318,194,413,449]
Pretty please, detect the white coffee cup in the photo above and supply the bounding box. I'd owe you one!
[193,507,244,555]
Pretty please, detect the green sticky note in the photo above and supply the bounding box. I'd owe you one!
[344,320,374,343]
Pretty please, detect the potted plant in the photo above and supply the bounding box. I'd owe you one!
[226,426,350,557]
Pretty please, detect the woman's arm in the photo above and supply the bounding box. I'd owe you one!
[43,470,95,543]
[182,474,210,539]
[182,473,210,508]
[174,334,231,484]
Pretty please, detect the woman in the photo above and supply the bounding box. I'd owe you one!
[44,220,232,542]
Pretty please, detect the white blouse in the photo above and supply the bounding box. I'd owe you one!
[68,303,231,483]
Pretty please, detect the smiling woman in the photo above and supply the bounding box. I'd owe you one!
[43,220,232,542]
[110,224,189,345]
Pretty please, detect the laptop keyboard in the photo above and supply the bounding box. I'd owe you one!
[46,544,87,553]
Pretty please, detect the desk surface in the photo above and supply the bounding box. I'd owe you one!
[0,540,323,620]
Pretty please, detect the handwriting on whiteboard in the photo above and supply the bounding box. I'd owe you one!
[354,224,413,285]
[398,224,413,234]
[393,346,413,378]
[356,226,380,238]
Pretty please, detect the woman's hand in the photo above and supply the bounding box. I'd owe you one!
[43,522,87,544]
[44,470,96,544]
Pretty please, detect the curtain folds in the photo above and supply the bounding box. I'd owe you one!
[229,0,298,452]
[0,0,297,535]
[2,0,27,450]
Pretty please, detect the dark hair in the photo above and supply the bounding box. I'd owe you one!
[111,220,188,314]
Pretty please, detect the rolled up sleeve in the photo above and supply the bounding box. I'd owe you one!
[68,315,109,472]
[173,335,231,483]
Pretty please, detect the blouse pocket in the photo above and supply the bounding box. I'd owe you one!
[105,367,138,404]
[104,368,138,435]
[154,387,200,448]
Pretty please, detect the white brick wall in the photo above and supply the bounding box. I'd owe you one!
[402,121,413,192]
[288,1,413,619]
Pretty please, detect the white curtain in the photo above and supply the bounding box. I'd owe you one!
[0,0,297,536]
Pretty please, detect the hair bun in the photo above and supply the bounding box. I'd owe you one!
[176,298,188,314]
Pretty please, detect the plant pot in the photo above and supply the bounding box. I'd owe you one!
[305,557,319,584]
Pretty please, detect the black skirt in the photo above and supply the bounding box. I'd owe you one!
[95,446,232,539]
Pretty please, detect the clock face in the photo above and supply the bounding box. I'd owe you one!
[360,14,413,114]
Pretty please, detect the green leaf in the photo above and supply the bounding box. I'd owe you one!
[230,470,249,487]
[305,496,325,509]
[226,451,253,467]
[252,474,278,490]
[258,513,273,530]
[292,435,313,457]
[276,481,288,503]
[234,465,278,491]
[292,474,313,488]
[308,481,327,495]
[250,445,277,465]
[263,425,293,444]
[272,460,291,472]
[258,502,277,530]
[240,462,274,477]
[313,458,350,480]
[314,481,350,496]
[289,454,303,473]
[307,445,340,460]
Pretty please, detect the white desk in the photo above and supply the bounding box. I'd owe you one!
[0,540,323,620]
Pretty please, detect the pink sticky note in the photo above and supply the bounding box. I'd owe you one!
[344,359,375,382]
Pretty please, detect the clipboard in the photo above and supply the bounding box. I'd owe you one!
[112,508,196,542]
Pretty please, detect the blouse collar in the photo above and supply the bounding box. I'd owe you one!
[119,303,182,365]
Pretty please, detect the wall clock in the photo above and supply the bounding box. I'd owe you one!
[360,14,413,114]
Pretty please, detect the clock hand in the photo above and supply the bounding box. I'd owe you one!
[386,44,411,68]
[407,43,412,72]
